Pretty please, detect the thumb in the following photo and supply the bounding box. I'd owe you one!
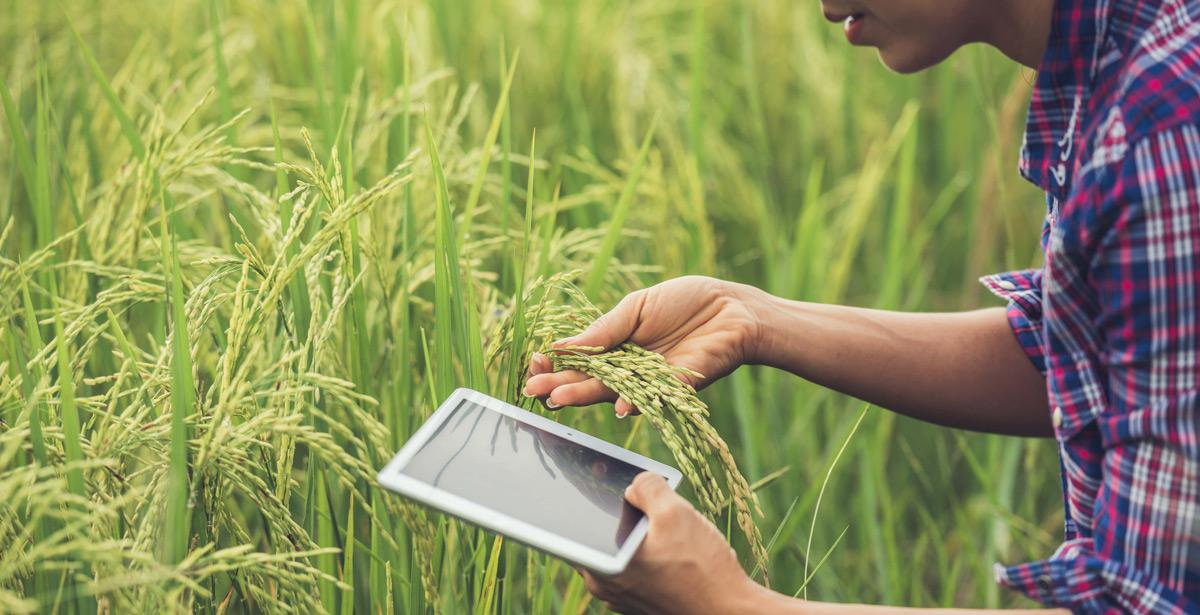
[555,290,646,351]
[623,471,679,518]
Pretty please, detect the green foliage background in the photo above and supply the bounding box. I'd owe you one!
[0,0,1061,611]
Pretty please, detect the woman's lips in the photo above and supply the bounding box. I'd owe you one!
[822,9,868,43]
[842,13,867,44]
[822,9,864,23]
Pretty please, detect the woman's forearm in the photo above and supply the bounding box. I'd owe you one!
[735,576,1067,614]
[743,289,1051,436]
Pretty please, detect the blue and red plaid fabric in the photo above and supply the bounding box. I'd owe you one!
[979,0,1200,612]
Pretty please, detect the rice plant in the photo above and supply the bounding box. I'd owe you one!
[505,275,770,585]
[1,0,1063,612]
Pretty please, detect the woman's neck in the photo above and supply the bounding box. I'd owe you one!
[977,0,1057,69]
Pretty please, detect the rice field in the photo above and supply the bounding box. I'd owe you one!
[1,0,1062,612]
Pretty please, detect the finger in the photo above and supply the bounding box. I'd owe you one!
[547,378,618,408]
[671,368,700,390]
[526,352,553,377]
[615,492,642,539]
[614,397,639,418]
[624,472,681,518]
[553,290,647,351]
[523,370,590,398]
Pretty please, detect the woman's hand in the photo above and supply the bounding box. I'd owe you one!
[581,475,1069,615]
[579,472,765,615]
[523,276,765,416]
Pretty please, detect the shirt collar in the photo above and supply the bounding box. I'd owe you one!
[1020,0,1111,197]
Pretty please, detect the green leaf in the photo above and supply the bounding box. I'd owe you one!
[803,404,869,599]
[341,494,355,615]
[426,118,462,398]
[159,183,193,565]
[18,280,48,468]
[475,535,504,615]
[584,116,659,299]
[0,75,37,219]
[208,0,234,144]
[458,50,520,245]
[507,131,536,398]
[65,12,145,159]
[51,301,85,501]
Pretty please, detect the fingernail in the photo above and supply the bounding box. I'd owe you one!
[546,399,561,409]
[531,352,545,363]
[615,409,627,419]
[553,337,577,348]
[522,387,533,397]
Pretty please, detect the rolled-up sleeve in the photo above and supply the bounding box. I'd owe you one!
[980,268,1048,375]
[994,539,1198,613]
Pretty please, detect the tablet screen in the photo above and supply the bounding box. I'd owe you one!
[397,397,645,555]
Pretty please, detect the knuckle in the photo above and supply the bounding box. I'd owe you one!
[676,274,713,289]
[625,288,650,312]
[631,472,657,491]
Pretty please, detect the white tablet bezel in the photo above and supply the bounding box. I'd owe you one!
[377,387,682,575]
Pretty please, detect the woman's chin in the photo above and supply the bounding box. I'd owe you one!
[877,46,949,74]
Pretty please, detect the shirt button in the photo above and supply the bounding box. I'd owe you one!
[1052,406,1064,429]
[996,280,1017,291]
[1036,574,1054,594]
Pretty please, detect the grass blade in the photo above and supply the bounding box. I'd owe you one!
[535,183,560,281]
[475,535,504,615]
[65,12,145,159]
[803,405,869,599]
[51,283,96,615]
[583,116,658,299]
[0,74,38,217]
[159,184,193,565]
[793,525,851,598]
[458,50,520,244]
[19,280,49,468]
[506,131,536,397]
[426,118,458,400]
[316,464,338,614]
[51,303,85,501]
[208,0,234,144]
[341,494,355,615]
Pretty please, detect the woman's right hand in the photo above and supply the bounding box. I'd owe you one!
[522,276,767,417]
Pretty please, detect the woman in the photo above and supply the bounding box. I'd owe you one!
[523,0,1200,613]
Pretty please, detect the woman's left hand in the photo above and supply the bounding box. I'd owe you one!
[579,472,766,614]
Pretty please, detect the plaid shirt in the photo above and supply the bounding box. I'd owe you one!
[979,0,1200,612]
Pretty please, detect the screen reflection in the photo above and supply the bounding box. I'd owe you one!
[399,399,645,555]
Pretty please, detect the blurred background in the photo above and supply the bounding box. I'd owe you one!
[1,0,1061,611]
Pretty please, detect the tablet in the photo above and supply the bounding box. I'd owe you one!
[377,387,681,574]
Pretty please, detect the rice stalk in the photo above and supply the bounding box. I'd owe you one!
[514,275,770,585]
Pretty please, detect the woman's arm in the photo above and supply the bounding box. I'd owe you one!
[585,473,1068,615]
[524,277,1051,436]
[748,292,1051,436]
[747,587,1065,614]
